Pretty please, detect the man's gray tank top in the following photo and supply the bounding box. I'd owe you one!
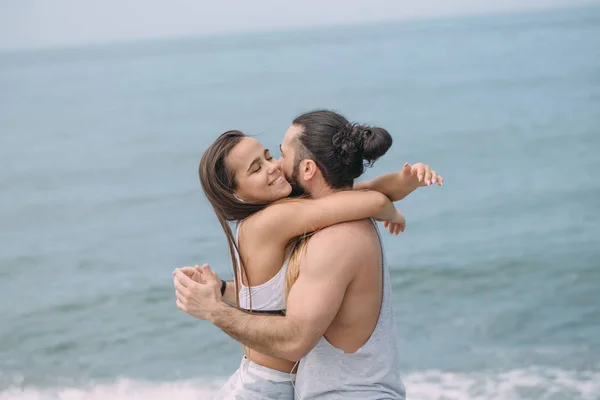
[293,222,406,399]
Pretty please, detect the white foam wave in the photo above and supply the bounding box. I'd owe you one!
[1,368,598,400]
[404,368,600,400]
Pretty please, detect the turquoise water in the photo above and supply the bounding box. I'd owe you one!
[1,5,599,399]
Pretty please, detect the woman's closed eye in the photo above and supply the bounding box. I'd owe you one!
[250,150,273,173]
[253,158,272,173]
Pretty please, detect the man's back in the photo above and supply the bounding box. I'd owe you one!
[313,219,383,352]
[294,219,405,399]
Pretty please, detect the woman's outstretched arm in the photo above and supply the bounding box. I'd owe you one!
[354,162,443,201]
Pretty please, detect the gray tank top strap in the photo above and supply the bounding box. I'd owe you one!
[293,221,405,399]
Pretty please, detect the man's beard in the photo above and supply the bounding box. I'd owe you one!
[287,162,308,198]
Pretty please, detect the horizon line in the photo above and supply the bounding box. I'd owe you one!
[0,2,597,55]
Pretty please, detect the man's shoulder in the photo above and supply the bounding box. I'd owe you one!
[308,219,376,251]
[313,219,375,237]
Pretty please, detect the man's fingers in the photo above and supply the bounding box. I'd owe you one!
[200,265,211,274]
[211,269,220,281]
[194,264,209,272]
[173,276,189,294]
[176,299,187,311]
[174,272,195,292]
[178,267,197,278]
[174,268,197,288]
[200,265,219,283]
[173,266,192,276]
[175,287,187,305]
[191,265,207,283]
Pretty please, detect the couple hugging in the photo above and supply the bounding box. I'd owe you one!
[173,110,442,399]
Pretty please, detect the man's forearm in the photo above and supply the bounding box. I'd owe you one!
[209,302,304,361]
[355,172,417,202]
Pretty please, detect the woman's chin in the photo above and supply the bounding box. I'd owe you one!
[270,184,292,201]
[281,183,293,197]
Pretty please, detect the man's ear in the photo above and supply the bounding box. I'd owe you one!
[301,159,318,182]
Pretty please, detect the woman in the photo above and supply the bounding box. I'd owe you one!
[190,116,439,399]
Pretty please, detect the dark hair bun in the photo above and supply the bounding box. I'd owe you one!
[331,123,393,179]
[352,124,393,165]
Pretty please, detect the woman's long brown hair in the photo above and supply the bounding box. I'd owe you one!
[198,130,268,308]
[284,233,313,299]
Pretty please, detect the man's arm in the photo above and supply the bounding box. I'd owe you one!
[354,162,442,201]
[174,227,357,361]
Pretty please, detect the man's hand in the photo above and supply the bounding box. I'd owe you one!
[176,265,237,305]
[173,265,224,321]
[177,264,209,284]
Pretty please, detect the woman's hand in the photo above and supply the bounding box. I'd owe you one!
[383,210,406,235]
[410,162,443,187]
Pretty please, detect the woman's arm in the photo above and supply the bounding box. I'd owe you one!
[248,190,404,245]
[355,163,442,202]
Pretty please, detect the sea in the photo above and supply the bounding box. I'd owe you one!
[1,4,599,400]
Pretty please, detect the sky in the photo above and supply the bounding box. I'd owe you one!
[0,0,598,51]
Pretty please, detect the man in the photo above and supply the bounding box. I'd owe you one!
[174,110,442,399]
